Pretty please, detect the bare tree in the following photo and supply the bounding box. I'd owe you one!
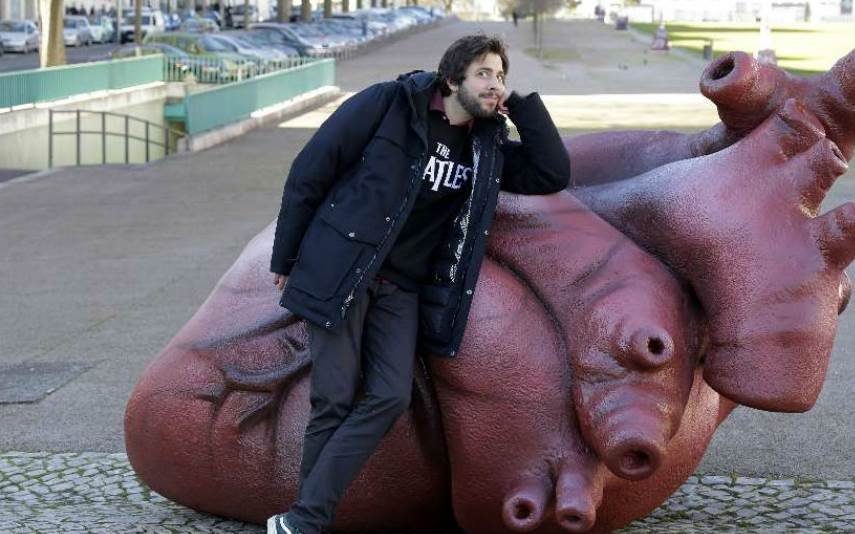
[38,0,65,67]
[278,0,292,22]
[324,0,332,17]
[301,0,311,21]
[134,0,142,44]
[244,0,251,28]
[342,0,350,13]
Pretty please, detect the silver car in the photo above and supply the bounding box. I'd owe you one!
[0,20,39,53]
[88,16,115,43]
[63,16,93,47]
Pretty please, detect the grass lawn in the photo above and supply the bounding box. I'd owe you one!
[631,21,855,75]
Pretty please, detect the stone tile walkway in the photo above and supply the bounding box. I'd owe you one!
[1,452,852,533]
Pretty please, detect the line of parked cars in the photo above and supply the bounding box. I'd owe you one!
[105,6,443,83]
[1,4,443,65]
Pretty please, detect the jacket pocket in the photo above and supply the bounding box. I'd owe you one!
[288,217,372,301]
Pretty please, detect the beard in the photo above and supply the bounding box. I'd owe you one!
[456,84,499,119]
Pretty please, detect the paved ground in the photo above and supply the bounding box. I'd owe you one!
[0,17,853,532]
[1,452,852,532]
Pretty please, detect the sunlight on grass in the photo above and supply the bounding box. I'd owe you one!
[632,21,854,75]
[278,93,721,131]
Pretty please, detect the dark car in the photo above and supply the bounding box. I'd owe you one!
[250,22,325,57]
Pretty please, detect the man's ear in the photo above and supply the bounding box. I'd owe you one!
[447,80,459,94]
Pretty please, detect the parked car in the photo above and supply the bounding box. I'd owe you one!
[250,23,325,57]
[119,9,166,43]
[0,19,39,53]
[213,32,292,61]
[88,15,114,43]
[63,16,93,47]
[111,42,236,83]
[164,12,182,31]
[179,17,219,33]
[201,9,223,28]
[231,4,259,28]
[144,32,259,81]
[229,29,299,58]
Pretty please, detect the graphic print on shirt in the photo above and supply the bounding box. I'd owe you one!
[422,141,473,193]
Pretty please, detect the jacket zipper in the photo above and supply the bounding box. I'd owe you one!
[446,133,496,346]
[340,153,426,319]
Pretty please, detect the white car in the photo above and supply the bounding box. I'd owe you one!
[119,9,165,43]
[0,20,39,53]
[63,16,93,47]
[88,15,115,43]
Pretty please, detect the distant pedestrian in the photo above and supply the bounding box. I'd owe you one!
[512,10,519,26]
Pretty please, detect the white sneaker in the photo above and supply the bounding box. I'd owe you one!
[266,513,302,534]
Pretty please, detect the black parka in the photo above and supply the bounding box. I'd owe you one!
[271,71,570,356]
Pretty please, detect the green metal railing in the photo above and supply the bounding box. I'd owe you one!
[0,55,164,109]
[48,108,184,167]
[183,58,334,135]
[162,55,316,85]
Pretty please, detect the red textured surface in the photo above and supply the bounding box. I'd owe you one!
[125,51,854,533]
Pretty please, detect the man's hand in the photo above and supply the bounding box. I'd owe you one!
[498,88,512,115]
[273,273,287,291]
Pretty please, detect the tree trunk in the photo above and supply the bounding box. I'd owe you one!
[39,0,65,67]
[134,0,142,44]
[357,0,362,9]
[277,0,291,22]
[323,0,331,17]
[301,0,311,21]
[243,0,250,28]
[342,0,349,13]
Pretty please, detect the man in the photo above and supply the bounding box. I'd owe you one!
[268,34,570,534]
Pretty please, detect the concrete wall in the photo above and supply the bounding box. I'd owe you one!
[0,83,173,170]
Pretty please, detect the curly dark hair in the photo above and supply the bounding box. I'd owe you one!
[436,34,509,97]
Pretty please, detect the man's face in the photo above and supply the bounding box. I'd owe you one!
[452,52,506,119]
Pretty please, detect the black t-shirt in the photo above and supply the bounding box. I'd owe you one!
[378,110,473,291]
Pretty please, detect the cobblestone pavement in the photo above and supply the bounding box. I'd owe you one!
[1,452,853,533]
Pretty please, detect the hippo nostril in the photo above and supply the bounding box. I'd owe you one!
[647,336,665,355]
[502,479,548,532]
[710,55,735,80]
[557,511,594,533]
[621,450,651,473]
[628,328,674,369]
[514,502,532,520]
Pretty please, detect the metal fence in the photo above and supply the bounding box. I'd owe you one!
[48,109,183,167]
[0,56,164,109]
[182,57,334,135]
[162,55,319,85]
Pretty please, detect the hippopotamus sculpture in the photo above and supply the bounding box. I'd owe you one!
[125,50,855,533]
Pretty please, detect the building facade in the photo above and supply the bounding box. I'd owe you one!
[0,0,38,21]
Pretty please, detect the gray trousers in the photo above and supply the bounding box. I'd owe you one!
[288,277,419,534]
